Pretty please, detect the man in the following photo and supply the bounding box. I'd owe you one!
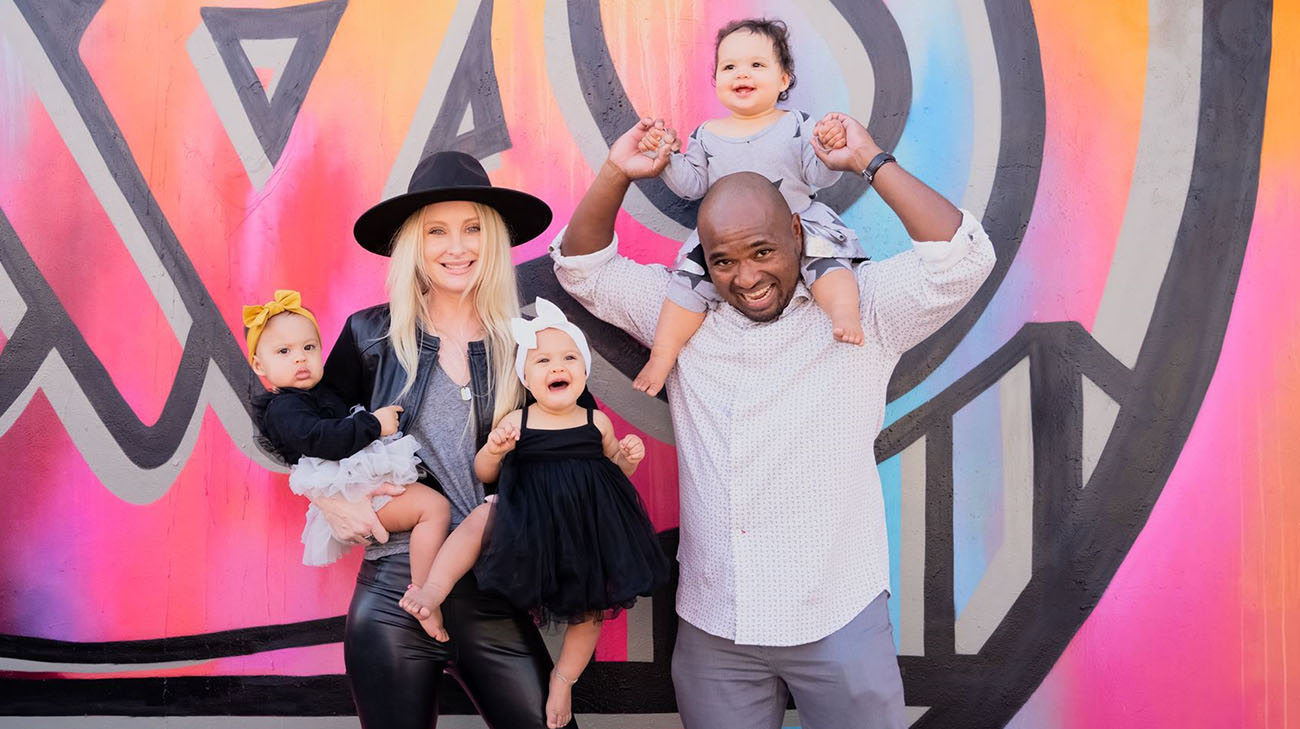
[551,114,995,729]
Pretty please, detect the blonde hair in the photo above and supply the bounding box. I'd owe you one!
[385,201,525,427]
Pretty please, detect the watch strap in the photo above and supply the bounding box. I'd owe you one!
[861,152,896,184]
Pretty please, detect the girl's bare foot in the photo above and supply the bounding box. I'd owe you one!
[832,317,865,346]
[633,352,674,396]
[399,584,448,642]
[546,669,575,728]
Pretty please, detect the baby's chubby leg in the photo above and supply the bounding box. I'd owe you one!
[806,257,864,345]
[637,300,705,397]
[373,485,452,639]
[399,500,493,641]
[547,617,601,729]
[636,273,708,397]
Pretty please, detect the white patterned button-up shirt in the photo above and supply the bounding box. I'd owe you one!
[551,210,995,646]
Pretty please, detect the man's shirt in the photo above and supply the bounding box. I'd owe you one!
[551,210,996,646]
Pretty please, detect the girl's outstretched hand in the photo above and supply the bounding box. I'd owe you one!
[618,434,645,467]
[486,422,520,457]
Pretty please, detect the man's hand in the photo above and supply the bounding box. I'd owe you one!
[312,482,406,544]
[485,422,520,457]
[609,117,674,180]
[637,119,682,158]
[373,405,403,437]
[565,119,666,256]
[813,116,847,151]
[811,112,882,173]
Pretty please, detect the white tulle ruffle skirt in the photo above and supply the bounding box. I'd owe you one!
[288,434,421,566]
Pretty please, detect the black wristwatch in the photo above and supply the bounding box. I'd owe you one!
[860,152,896,185]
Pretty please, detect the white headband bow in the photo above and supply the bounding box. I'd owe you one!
[511,297,592,385]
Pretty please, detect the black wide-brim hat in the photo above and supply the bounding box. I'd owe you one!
[353,151,553,255]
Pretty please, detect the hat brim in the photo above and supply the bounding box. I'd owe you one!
[353,185,553,256]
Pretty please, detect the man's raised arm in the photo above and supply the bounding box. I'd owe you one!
[811,112,994,355]
[562,118,674,256]
[813,112,962,243]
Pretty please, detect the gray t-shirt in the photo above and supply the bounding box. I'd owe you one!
[364,364,483,560]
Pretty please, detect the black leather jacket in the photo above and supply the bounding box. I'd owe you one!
[321,303,496,490]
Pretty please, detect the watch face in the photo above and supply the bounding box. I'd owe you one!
[0,1,1277,727]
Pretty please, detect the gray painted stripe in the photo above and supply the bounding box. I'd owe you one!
[801,0,876,124]
[625,595,655,663]
[188,22,273,190]
[898,436,926,656]
[0,656,209,673]
[1089,0,1202,369]
[240,37,298,101]
[382,0,484,199]
[906,705,931,725]
[0,352,281,505]
[1081,375,1120,488]
[954,0,999,219]
[956,358,1032,654]
[1,0,191,341]
[542,0,692,241]
[0,264,24,335]
[586,348,675,446]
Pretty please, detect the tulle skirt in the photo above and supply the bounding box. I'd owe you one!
[475,453,670,626]
[287,434,421,566]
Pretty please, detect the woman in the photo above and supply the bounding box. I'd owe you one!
[309,151,572,728]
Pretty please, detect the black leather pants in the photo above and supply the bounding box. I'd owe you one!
[344,551,576,728]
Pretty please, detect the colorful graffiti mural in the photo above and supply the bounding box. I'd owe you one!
[1,0,1296,727]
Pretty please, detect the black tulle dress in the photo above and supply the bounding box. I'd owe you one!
[475,404,670,626]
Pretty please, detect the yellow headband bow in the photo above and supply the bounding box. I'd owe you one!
[242,289,319,364]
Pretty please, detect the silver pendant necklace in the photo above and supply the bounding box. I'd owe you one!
[430,319,478,404]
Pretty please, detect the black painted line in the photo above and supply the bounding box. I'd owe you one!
[887,0,1046,401]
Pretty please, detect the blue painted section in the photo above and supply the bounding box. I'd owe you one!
[951,380,1005,616]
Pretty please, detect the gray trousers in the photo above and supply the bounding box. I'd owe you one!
[671,591,906,729]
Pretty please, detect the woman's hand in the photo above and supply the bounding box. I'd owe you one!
[312,483,407,544]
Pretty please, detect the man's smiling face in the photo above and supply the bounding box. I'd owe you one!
[698,172,803,323]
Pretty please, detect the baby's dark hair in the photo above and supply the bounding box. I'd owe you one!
[714,18,796,102]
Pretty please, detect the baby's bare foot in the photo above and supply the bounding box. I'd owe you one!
[633,354,674,397]
[399,584,448,641]
[546,669,575,728]
[832,319,865,346]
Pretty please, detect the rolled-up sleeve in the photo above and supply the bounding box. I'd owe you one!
[549,227,671,348]
[857,209,996,355]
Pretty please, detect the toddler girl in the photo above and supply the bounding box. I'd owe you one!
[398,297,669,729]
[245,290,451,592]
[635,17,865,396]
